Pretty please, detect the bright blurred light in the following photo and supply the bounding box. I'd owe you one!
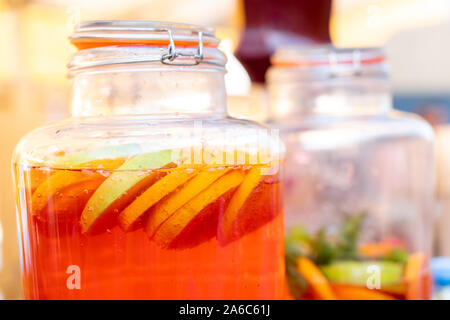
[40,0,238,26]
[331,0,450,47]
[220,38,251,96]
[0,8,18,81]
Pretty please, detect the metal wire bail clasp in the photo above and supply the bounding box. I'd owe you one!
[352,49,362,75]
[161,29,204,66]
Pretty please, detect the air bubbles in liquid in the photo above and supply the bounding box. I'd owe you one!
[98,170,110,178]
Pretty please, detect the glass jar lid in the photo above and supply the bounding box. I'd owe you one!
[269,45,387,78]
[68,20,226,73]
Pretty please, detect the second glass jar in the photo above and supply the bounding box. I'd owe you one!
[267,46,434,300]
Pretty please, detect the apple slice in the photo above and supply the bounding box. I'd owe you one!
[80,150,176,233]
[53,143,141,167]
[118,168,198,231]
[145,168,230,237]
[218,166,273,243]
[152,170,245,248]
[31,158,126,216]
[320,261,404,287]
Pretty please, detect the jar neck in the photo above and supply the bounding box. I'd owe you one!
[268,70,392,120]
[70,66,228,118]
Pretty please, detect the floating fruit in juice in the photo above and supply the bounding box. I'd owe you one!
[13,20,286,300]
[15,151,284,299]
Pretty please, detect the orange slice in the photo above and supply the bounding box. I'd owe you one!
[359,239,407,258]
[38,177,105,222]
[359,242,395,258]
[28,168,52,194]
[405,252,431,300]
[331,284,396,300]
[118,168,198,231]
[145,168,230,237]
[218,166,272,243]
[152,170,245,248]
[31,158,125,216]
[167,188,235,249]
[296,257,336,300]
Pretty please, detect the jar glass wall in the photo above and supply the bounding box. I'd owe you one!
[267,46,434,300]
[13,21,285,299]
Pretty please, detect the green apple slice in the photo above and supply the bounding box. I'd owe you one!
[80,149,178,233]
[320,261,404,287]
[54,143,142,167]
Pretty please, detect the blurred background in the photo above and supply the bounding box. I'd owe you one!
[1,0,450,299]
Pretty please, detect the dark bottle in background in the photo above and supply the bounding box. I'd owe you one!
[236,0,332,83]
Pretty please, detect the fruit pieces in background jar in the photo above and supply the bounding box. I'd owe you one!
[359,242,397,258]
[80,150,176,233]
[145,168,231,237]
[320,261,404,288]
[331,284,396,300]
[405,253,432,300]
[294,253,427,300]
[119,168,198,231]
[359,238,408,260]
[321,260,408,299]
[288,256,403,300]
[284,213,367,290]
[287,253,405,300]
[152,170,245,248]
[284,214,423,300]
[30,158,126,218]
[296,257,336,300]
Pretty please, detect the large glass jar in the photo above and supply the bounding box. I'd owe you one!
[267,46,434,300]
[13,21,284,300]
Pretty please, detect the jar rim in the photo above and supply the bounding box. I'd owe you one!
[267,45,388,81]
[74,20,215,34]
[68,20,226,73]
[271,45,385,68]
[70,20,219,48]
